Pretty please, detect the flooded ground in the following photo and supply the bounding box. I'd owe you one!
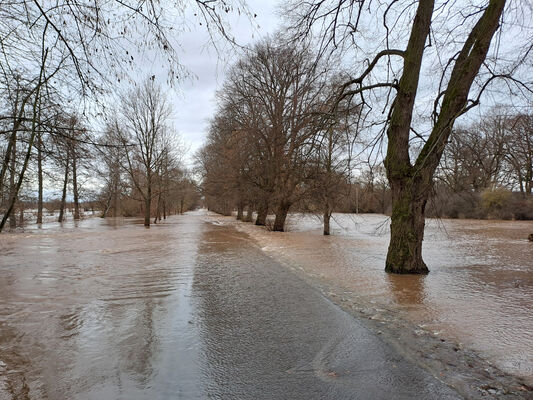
[0,212,462,399]
[218,213,533,390]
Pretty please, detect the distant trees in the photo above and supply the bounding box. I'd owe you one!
[118,79,172,226]
[433,110,533,219]
[1,0,248,230]
[95,79,198,226]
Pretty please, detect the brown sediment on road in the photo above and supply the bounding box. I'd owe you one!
[204,212,533,399]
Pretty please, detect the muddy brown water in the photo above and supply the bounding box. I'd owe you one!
[227,213,533,387]
[0,212,462,399]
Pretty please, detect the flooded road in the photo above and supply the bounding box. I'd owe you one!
[0,212,460,399]
[225,213,533,388]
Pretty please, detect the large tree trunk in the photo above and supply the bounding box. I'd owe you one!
[144,197,151,226]
[37,129,43,224]
[384,0,504,273]
[112,182,119,218]
[144,188,151,227]
[58,152,70,223]
[101,194,112,218]
[323,210,331,236]
[9,133,17,229]
[154,192,162,224]
[255,201,268,226]
[236,201,244,220]
[385,180,429,274]
[273,201,290,232]
[72,150,80,220]
[383,0,433,273]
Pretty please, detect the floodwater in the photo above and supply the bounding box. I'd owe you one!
[228,213,533,386]
[0,212,460,400]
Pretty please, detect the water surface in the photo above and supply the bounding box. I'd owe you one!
[231,213,533,384]
[0,212,460,399]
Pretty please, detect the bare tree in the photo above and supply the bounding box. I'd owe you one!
[119,79,171,227]
[215,36,329,231]
[288,0,532,273]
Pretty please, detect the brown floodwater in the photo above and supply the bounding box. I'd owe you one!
[225,213,533,385]
[0,212,462,400]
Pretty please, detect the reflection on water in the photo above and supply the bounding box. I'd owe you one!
[386,274,427,306]
[232,213,533,384]
[0,214,206,399]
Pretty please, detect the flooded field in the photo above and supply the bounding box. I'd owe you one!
[225,213,533,386]
[0,212,463,400]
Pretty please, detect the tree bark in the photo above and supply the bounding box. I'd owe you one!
[144,185,151,227]
[255,200,268,226]
[385,181,429,274]
[37,128,43,224]
[323,210,331,236]
[154,191,161,224]
[273,201,290,232]
[384,0,505,273]
[236,201,244,220]
[58,151,70,223]
[9,132,17,229]
[72,149,80,220]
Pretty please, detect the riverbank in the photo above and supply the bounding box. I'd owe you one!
[203,212,533,399]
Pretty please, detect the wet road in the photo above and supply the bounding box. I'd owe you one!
[0,212,460,399]
[230,213,533,384]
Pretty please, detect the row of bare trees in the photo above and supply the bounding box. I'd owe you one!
[430,111,533,219]
[196,37,360,235]
[440,113,533,196]
[1,0,245,231]
[97,79,199,226]
[0,78,199,230]
[200,0,532,274]
[0,78,92,232]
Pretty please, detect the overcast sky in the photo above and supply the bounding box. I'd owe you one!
[164,1,281,166]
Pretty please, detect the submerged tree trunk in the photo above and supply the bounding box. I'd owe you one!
[101,194,112,218]
[323,210,331,236]
[255,201,268,226]
[9,133,17,229]
[37,129,43,224]
[236,201,244,220]
[0,77,44,232]
[385,181,429,274]
[112,183,119,218]
[72,150,80,220]
[144,189,151,227]
[58,152,70,223]
[154,191,162,224]
[273,201,290,232]
[383,0,504,273]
